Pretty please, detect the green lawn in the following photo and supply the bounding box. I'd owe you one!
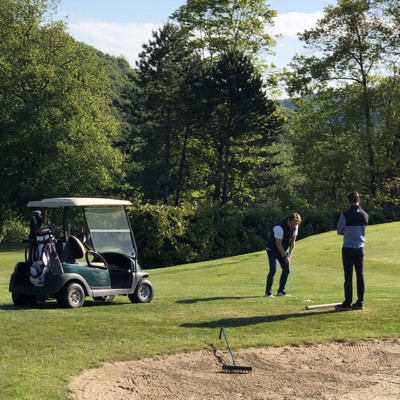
[0,222,399,400]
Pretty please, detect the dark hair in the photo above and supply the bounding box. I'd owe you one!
[348,191,360,203]
[287,212,302,224]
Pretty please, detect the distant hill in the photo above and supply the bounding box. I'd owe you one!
[279,99,296,110]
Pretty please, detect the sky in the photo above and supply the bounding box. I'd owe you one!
[55,0,336,69]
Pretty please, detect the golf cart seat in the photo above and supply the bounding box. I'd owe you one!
[100,252,135,271]
[63,236,108,269]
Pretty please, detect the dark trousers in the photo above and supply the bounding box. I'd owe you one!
[342,247,365,305]
[266,250,290,292]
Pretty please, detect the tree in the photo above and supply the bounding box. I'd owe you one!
[287,88,370,208]
[204,50,283,205]
[286,0,397,199]
[131,24,283,207]
[0,0,124,216]
[377,0,400,55]
[171,0,277,59]
[371,73,400,204]
[170,1,285,206]
[96,52,143,201]
[132,23,206,205]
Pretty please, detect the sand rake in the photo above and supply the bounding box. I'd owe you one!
[219,327,252,373]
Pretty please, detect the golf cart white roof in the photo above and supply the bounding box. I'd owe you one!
[27,197,132,208]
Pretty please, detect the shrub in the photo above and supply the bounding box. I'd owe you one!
[129,203,400,269]
[1,213,29,243]
[130,203,198,268]
[298,209,341,239]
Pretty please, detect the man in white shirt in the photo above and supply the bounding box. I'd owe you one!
[265,213,302,297]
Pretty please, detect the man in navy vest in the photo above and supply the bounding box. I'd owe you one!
[336,191,369,310]
[265,213,302,297]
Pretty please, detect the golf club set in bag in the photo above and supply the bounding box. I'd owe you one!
[27,211,63,286]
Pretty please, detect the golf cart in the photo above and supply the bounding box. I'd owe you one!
[9,197,154,308]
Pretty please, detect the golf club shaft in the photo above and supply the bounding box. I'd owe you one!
[289,264,294,296]
[305,303,341,310]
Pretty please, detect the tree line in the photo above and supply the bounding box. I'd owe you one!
[1,0,400,244]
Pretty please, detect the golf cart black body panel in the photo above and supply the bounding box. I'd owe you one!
[9,262,73,295]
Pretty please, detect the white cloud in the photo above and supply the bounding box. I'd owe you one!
[67,21,161,65]
[272,11,324,37]
[65,12,324,67]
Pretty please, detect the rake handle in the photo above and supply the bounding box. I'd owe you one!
[219,327,238,366]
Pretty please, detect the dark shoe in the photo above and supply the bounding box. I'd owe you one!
[335,302,352,311]
[265,291,274,298]
[352,301,364,310]
[277,290,287,296]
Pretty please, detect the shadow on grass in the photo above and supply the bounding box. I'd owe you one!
[0,300,128,311]
[181,309,338,328]
[176,296,260,304]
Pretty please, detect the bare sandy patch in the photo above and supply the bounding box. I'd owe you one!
[69,339,400,400]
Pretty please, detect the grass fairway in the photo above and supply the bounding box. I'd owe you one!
[1,222,399,400]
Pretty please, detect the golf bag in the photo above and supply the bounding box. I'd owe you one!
[28,211,63,286]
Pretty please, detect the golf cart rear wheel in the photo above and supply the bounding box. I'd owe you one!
[57,283,85,308]
[128,280,154,303]
[12,293,38,307]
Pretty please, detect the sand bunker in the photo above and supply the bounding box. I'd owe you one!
[69,339,400,400]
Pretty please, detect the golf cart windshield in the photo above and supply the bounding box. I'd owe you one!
[84,207,136,257]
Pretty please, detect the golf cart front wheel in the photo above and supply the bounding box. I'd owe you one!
[129,280,154,303]
[57,283,85,308]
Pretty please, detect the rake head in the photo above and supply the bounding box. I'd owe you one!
[219,326,253,374]
[221,364,252,374]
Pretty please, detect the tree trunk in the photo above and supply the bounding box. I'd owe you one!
[221,137,231,205]
[162,111,172,205]
[362,83,376,197]
[213,143,224,202]
[174,126,189,206]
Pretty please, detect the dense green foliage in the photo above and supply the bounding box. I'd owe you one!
[1,0,400,267]
[130,203,400,269]
[0,0,124,222]
[0,0,286,217]
[131,23,207,205]
[131,203,278,268]
[286,0,400,207]
[171,0,277,58]
[1,223,400,399]
[130,23,284,206]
